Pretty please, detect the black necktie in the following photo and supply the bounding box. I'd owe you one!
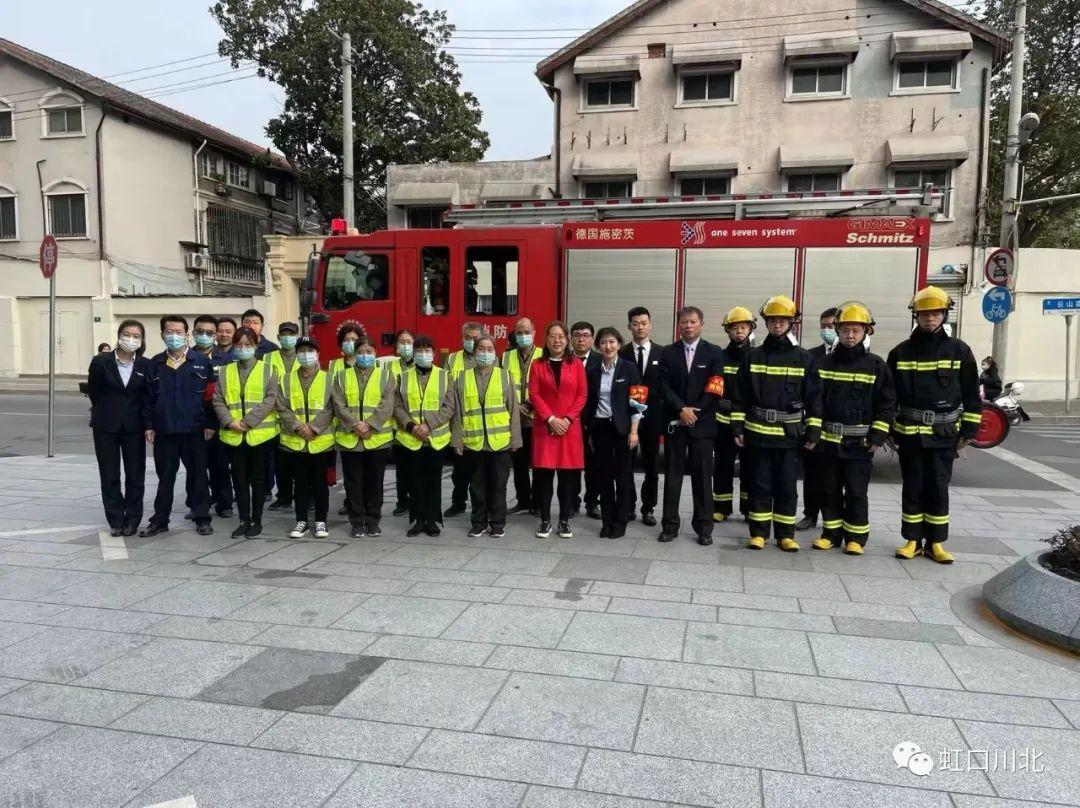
[636,345,644,374]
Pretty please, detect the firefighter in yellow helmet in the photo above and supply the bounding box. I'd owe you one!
[713,306,755,522]
[887,286,982,564]
[731,296,822,551]
[810,302,896,555]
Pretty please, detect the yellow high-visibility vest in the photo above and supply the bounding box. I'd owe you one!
[219,360,279,447]
[501,346,542,409]
[279,370,334,453]
[460,368,512,451]
[334,365,394,450]
[446,349,474,381]
[396,366,451,451]
[267,350,297,382]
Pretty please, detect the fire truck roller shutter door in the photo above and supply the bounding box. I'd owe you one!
[682,249,798,345]
[565,249,677,342]
[801,247,920,354]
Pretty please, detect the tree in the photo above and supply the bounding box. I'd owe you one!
[982,0,1080,247]
[212,0,490,231]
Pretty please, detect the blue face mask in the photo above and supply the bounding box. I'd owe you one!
[397,343,413,359]
[163,334,187,351]
[820,328,837,345]
[414,351,434,369]
[463,338,476,353]
[194,333,215,350]
[516,333,534,349]
[297,351,318,368]
[475,351,496,367]
[279,335,298,350]
[341,340,356,356]
[234,346,256,361]
[356,354,376,369]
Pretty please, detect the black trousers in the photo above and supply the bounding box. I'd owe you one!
[463,450,511,531]
[273,442,292,503]
[341,448,390,530]
[393,444,410,510]
[449,451,471,509]
[152,432,209,526]
[93,429,146,529]
[511,427,534,508]
[800,446,824,520]
[227,441,270,523]
[819,451,873,546]
[264,439,278,501]
[661,429,714,537]
[712,423,749,518]
[206,434,233,513]
[747,444,799,542]
[399,445,446,525]
[283,451,330,523]
[631,420,662,515]
[592,419,634,533]
[533,467,577,524]
[573,429,600,511]
[899,444,955,544]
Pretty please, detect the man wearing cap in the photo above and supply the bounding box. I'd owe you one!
[888,286,981,564]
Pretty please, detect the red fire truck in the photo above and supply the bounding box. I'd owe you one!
[301,190,940,362]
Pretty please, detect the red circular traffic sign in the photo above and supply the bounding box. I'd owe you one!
[984,248,1012,287]
[971,403,1011,449]
[39,235,58,280]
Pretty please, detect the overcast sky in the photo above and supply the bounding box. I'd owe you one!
[5,0,972,162]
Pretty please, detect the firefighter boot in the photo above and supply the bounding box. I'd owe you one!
[895,540,922,559]
[926,543,955,564]
[713,512,726,523]
[812,537,836,550]
[843,541,864,555]
[747,536,767,550]
[779,537,800,552]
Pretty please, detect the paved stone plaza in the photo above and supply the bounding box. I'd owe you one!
[0,453,1079,808]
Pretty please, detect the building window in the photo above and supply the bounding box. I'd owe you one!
[275,179,295,201]
[226,162,250,189]
[45,106,83,136]
[323,253,391,310]
[679,176,731,196]
[47,193,87,238]
[789,63,847,97]
[465,245,518,316]
[786,172,841,192]
[0,194,16,240]
[407,207,449,229]
[896,58,958,90]
[680,70,735,104]
[201,152,223,179]
[582,180,632,199]
[420,246,450,315]
[584,77,635,109]
[893,166,952,215]
[0,106,12,141]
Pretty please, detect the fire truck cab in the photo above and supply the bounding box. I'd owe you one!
[302,191,937,362]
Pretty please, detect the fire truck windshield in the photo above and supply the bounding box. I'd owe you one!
[323,253,390,309]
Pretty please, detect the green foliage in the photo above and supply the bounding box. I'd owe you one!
[982,0,1080,247]
[212,0,490,231]
[1043,524,1080,581]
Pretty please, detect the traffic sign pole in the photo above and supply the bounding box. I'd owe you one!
[1067,314,1074,414]
[39,235,58,459]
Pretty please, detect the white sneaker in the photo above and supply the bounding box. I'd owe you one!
[289,521,309,538]
[313,522,329,539]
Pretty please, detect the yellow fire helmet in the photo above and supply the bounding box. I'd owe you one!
[759,295,800,321]
[835,300,876,335]
[722,306,757,330]
[909,285,954,313]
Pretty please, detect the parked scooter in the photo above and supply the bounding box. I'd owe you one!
[993,381,1030,426]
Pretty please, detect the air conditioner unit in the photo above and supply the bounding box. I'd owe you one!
[262,180,277,197]
[184,250,209,271]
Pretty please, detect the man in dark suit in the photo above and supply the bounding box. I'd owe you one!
[620,306,666,526]
[571,321,603,518]
[657,306,724,544]
[797,307,839,531]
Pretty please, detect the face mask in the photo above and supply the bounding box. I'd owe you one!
[341,340,356,356]
[118,336,141,353]
[194,334,216,349]
[516,333,534,349]
[279,335,298,351]
[356,354,376,369]
[234,346,256,361]
[475,351,496,367]
[463,338,475,353]
[397,343,413,359]
[820,328,837,345]
[297,351,319,368]
[163,334,186,351]
[415,351,434,369]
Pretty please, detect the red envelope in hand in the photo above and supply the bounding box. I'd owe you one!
[629,385,649,404]
[705,375,724,396]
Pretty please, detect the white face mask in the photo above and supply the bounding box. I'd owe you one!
[118,336,141,353]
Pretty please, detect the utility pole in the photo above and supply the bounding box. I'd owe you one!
[342,31,354,228]
[993,0,1026,376]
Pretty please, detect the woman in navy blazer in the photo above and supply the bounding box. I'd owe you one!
[87,320,151,536]
[584,327,642,538]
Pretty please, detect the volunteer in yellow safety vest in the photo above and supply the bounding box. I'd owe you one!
[329,322,364,517]
[503,317,542,515]
[393,334,456,537]
[267,321,300,513]
[330,333,397,539]
[212,326,280,539]
[276,337,334,540]
[443,320,484,518]
[388,329,416,520]
[451,333,522,538]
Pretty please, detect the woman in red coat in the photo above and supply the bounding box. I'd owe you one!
[529,320,587,539]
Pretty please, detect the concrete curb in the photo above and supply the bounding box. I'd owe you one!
[983,551,1080,654]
